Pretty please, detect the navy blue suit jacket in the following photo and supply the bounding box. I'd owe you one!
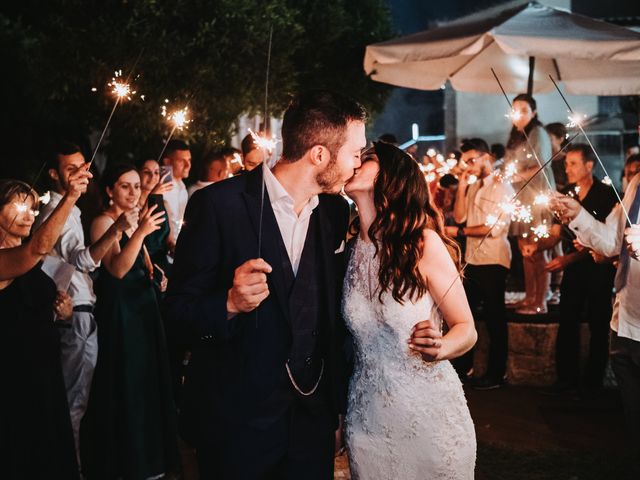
[166,166,350,435]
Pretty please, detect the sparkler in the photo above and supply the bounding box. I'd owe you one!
[533,193,550,206]
[530,221,550,242]
[467,174,478,185]
[548,74,632,225]
[88,70,137,168]
[156,105,191,163]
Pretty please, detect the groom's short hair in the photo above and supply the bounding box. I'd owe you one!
[280,90,367,163]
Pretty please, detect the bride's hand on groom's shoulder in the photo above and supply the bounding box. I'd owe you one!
[408,320,443,362]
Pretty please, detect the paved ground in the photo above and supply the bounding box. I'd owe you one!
[179,385,636,479]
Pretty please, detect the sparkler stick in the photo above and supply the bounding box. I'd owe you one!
[548,74,632,226]
[258,25,274,260]
[432,131,581,314]
[254,25,275,328]
[491,69,554,190]
[87,71,137,168]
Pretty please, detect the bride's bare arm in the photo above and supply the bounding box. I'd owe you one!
[410,229,476,361]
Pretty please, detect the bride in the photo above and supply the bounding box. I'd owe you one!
[342,141,477,479]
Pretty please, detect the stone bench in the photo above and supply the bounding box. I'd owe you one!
[472,319,592,386]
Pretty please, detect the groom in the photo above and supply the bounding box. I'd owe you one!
[166,90,367,479]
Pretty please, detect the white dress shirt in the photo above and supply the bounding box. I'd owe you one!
[262,164,319,275]
[569,173,640,342]
[34,191,99,306]
[461,173,514,269]
[163,179,188,240]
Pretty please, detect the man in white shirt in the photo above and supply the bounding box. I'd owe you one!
[162,139,191,249]
[448,138,514,390]
[553,172,640,447]
[35,142,134,461]
[188,149,230,198]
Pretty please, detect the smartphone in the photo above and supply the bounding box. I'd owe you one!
[159,165,173,184]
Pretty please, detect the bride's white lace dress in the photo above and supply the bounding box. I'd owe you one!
[343,238,476,479]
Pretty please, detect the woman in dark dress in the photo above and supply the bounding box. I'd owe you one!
[82,164,180,479]
[0,178,88,479]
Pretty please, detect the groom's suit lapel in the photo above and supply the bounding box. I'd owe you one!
[241,167,292,326]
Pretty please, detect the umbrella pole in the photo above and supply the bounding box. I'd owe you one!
[527,56,535,96]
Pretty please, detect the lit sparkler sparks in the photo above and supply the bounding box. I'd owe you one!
[530,222,550,241]
[485,214,505,228]
[602,176,612,186]
[515,204,533,224]
[39,191,51,205]
[108,70,136,102]
[156,104,193,163]
[426,148,437,158]
[161,105,191,130]
[248,128,279,153]
[502,162,518,182]
[533,193,550,206]
[500,199,532,224]
[467,174,478,185]
[566,113,587,128]
[506,108,522,121]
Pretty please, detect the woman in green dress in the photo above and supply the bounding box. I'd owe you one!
[82,164,180,479]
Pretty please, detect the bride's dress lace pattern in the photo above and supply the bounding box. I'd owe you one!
[343,238,476,479]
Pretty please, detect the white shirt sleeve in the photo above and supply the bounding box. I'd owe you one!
[57,221,100,273]
[568,181,633,258]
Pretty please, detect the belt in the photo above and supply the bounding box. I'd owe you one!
[73,305,94,313]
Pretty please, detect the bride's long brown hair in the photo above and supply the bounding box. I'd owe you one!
[368,142,460,304]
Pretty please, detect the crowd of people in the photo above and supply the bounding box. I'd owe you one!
[403,94,640,397]
[1,88,639,479]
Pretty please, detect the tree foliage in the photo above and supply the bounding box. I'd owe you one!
[0,0,392,180]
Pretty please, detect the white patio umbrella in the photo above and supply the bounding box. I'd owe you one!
[364,1,640,95]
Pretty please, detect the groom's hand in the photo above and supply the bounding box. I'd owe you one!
[226,258,272,315]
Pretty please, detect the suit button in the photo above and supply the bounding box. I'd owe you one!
[312,329,318,337]
[305,356,313,366]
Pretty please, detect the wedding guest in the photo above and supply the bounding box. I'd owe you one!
[553,170,640,452]
[0,171,90,479]
[240,133,265,172]
[139,159,172,276]
[34,142,137,464]
[81,164,180,480]
[162,139,191,246]
[537,145,617,394]
[188,149,230,197]
[448,138,514,389]
[622,154,640,193]
[505,93,555,314]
